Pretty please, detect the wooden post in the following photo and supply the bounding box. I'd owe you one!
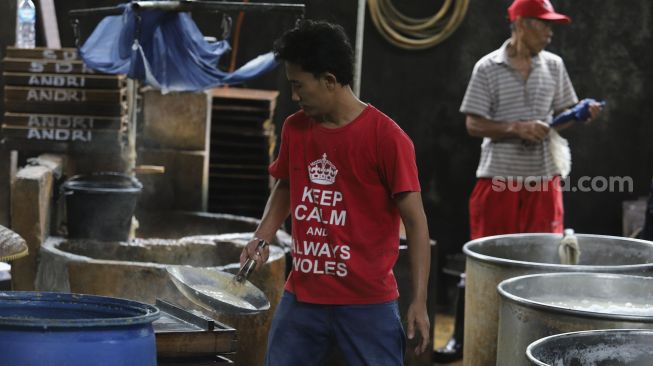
[0,150,10,226]
[10,154,62,290]
[38,0,61,48]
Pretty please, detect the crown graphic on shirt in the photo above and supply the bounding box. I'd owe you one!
[308,153,338,185]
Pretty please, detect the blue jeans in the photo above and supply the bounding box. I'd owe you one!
[265,291,406,366]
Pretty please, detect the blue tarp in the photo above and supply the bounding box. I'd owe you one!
[79,3,278,93]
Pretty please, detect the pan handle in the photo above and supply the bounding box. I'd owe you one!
[235,239,268,282]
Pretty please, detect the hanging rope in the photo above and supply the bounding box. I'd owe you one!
[229,0,249,72]
[368,0,469,50]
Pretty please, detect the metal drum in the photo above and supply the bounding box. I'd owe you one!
[527,329,653,366]
[0,291,159,366]
[463,233,653,366]
[497,273,653,366]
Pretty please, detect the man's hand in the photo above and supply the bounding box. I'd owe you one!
[511,120,550,143]
[585,101,603,124]
[407,300,431,354]
[394,191,431,355]
[239,237,270,272]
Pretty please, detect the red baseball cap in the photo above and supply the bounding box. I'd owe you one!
[508,0,571,24]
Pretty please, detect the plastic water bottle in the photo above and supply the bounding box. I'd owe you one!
[15,0,36,49]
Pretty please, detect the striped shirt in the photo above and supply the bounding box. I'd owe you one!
[460,39,578,178]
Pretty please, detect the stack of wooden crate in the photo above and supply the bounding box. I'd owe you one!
[209,88,279,218]
[138,89,212,211]
[1,47,127,154]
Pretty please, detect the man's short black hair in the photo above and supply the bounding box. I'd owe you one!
[273,20,354,86]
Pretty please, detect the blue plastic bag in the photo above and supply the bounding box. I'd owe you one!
[551,98,606,127]
[79,3,278,93]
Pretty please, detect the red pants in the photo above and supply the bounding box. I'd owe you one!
[469,177,564,240]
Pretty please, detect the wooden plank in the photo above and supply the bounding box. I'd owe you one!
[0,150,10,226]
[210,156,269,163]
[3,72,125,89]
[209,182,269,192]
[212,125,272,137]
[212,98,273,112]
[210,135,269,148]
[209,172,270,182]
[211,87,279,103]
[38,0,61,49]
[4,100,126,117]
[2,58,97,74]
[5,47,78,60]
[210,139,268,150]
[212,104,271,115]
[4,86,125,104]
[1,125,123,145]
[4,112,125,130]
[212,112,271,123]
[210,163,269,171]
[10,164,57,290]
[0,139,122,154]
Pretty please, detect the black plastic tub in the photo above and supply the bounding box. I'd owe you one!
[63,172,142,241]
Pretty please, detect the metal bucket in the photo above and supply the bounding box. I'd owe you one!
[462,233,653,366]
[63,172,142,242]
[497,273,653,366]
[527,329,653,366]
[0,291,159,366]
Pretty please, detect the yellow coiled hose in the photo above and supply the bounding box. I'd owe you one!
[368,0,470,50]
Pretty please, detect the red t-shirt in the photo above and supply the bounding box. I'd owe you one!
[269,105,420,304]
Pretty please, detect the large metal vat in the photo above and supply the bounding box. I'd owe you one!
[463,233,653,366]
[0,291,159,366]
[527,329,653,366]
[497,273,653,366]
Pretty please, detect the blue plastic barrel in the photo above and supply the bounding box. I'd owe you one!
[0,291,160,366]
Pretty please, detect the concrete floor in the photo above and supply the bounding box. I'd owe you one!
[433,312,463,366]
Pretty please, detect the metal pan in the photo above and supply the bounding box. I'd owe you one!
[167,266,270,314]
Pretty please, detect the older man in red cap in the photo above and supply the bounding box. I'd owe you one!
[434,0,603,362]
[461,0,603,240]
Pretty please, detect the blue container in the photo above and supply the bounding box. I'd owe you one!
[0,291,160,366]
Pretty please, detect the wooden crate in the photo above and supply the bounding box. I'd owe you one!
[208,88,279,218]
[1,47,128,153]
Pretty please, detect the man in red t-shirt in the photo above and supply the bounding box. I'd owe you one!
[239,20,431,365]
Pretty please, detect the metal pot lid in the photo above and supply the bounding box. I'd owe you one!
[167,265,270,314]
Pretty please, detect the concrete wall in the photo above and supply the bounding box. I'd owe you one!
[237,0,653,258]
[2,0,651,260]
